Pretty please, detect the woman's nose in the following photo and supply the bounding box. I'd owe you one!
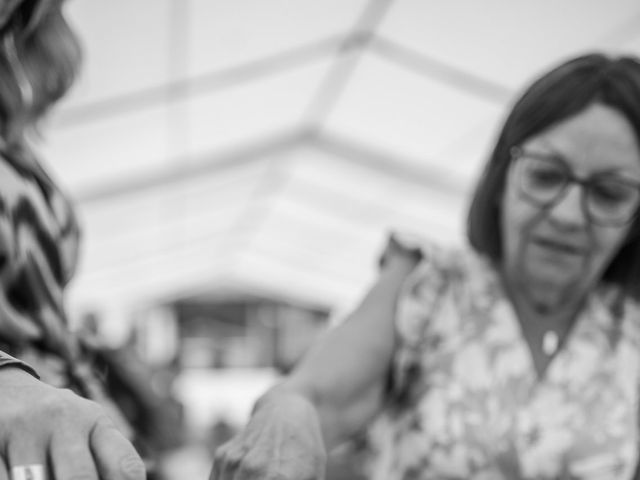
[547,183,589,228]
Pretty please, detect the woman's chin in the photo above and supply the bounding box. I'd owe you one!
[519,263,584,307]
[523,247,585,284]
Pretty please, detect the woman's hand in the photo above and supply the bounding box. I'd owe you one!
[0,367,146,480]
[210,389,327,480]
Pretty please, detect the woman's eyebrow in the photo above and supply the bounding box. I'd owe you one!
[527,139,565,156]
[522,146,569,165]
[527,140,640,179]
[594,168,640,182]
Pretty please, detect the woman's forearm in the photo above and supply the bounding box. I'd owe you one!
[276,253,420,448]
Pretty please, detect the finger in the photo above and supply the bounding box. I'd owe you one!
[209,451,222,480]
[224,444,259,480]
[9,464,47,480]
[211,442,243,480]
[5,434,48,480]
[235,450,286,480]
[89,417,145,480]
[210,443,229,480]
[49,426,98,480]
[235,458,261,480]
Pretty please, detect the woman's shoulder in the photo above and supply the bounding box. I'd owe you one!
[383,230,486,284]
[384,231,492,342]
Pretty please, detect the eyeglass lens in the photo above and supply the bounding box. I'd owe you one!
[516,153,640,225]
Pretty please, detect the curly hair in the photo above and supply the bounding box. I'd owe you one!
[0,0,81,146]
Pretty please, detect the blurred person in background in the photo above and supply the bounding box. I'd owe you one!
[0,1,146,479]
[211,52,640,479]
[78,312,186,462]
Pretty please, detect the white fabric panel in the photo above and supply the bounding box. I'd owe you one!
[69,160,272,297]
[379,0,640,89]
[186,59,334,157]
[323,53,504,176]
[42,103,170,193]
[229,146,467,309]
[69,246,234,310]
[285,147,468,238]
[621,32,640,53]
[188,0,369,76]
[63,0,174,106]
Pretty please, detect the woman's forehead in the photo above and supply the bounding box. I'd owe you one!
[521,103,640,176]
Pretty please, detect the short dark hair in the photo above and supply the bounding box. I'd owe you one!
[467,53,640,300]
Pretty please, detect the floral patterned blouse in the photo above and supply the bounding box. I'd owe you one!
[367,238,640,480]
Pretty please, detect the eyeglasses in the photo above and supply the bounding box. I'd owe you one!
[510,146,640,226]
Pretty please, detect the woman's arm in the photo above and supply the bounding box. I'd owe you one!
[285,249,419,447]
[211,240,420,479]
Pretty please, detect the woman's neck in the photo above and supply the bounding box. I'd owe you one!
[500,267,587,329]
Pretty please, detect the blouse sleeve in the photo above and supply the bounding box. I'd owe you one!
[383,231,451,402]
[378,231,426,269]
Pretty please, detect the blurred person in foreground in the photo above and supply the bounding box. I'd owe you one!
[211,52,640,479]
[0,1,144,479]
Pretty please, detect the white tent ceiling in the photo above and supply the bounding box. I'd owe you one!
[38,0,640,318]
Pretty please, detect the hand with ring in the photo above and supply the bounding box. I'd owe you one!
[0,367,145,480]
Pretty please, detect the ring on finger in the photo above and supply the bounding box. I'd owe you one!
[10,464,45,480]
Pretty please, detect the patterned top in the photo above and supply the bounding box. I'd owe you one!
[0,144,130,434]
[367,239,640,480]
[0,145,79,350]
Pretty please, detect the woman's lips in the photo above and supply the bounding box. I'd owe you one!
[532,237,584,255]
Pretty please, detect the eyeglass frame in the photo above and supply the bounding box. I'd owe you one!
[509,146,640,227]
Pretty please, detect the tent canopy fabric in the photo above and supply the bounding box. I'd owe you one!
[40,0,640,317]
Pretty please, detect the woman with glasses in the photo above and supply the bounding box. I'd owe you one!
[212,53,640,480]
